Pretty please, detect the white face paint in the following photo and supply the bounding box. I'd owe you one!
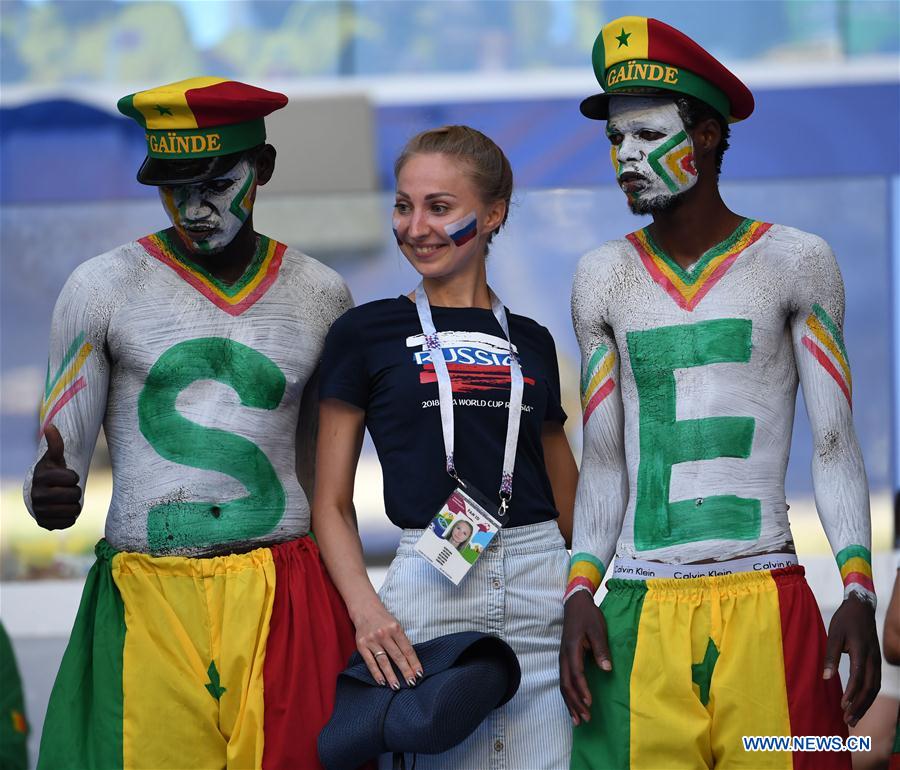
[159,158,257,254]
[606,97,698,214]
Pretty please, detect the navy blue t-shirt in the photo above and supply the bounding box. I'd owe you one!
[319,296,567,529]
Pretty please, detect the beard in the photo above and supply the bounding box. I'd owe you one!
[627,188,689,216]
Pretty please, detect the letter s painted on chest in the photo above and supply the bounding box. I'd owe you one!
[138,338,286,554]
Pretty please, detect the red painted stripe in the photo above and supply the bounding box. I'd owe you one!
[842,572,875,593]
[450,226,477,247]
[140,236,285,316]
[633,241,691,309]
[566,575,598,593]
[39,377,86,437]
[681,251,739,310]
[583,378,616,425]
[801,336,852,407]
[772,566,850,770]
[224,241,286,315]
[628,222,771,312]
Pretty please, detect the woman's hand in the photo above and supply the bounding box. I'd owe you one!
[351,597,423,689]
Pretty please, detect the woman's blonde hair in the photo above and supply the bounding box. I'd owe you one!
[394,125,513,250]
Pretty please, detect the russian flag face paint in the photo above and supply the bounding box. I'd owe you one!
[444,211,478,247]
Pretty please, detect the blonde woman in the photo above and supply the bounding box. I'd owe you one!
[313,126,576,768]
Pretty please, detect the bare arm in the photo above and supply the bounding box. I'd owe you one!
[542,422,577,548]
[24,266,111,529]
[311,398,422,689]
[561,251,629,725]
[789,234,878,725]
[567,254,628,602]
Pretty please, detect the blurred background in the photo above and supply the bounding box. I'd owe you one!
[0,0,898,766]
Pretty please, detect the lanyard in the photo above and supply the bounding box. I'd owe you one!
[414,282,524,512]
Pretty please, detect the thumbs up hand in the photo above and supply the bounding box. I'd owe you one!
[31,424,82,530]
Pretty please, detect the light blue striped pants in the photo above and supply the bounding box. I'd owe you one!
[377,519,572,770]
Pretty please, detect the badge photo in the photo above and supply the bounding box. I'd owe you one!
[415,487,502,585]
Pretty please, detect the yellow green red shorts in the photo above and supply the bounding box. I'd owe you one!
[37,537,357,770]
[571,566,850,770]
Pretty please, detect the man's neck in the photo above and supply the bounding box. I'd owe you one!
[168,217,258,285]
[648,183,744,272]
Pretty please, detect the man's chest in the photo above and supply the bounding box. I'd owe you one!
[105,280,323,411]
[606,244,793,391]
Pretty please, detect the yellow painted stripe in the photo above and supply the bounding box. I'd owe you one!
[133,76,227,130]
[839,557,872,581]
[581,352,616,407]
[639,221,763,303]
[227,238,277,303]
[40,343,93,421]
[807,315,852,387]
[664,145,693,185]
[568,561,602,585]
[158,236,277,305]
[602,16,649,68]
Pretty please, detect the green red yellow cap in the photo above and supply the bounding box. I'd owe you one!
[581,17,754,123]
[118,77,288,159]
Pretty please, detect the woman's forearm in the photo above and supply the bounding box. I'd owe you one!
[313,500,383,622]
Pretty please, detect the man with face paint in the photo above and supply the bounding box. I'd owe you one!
[561,17,880,770]
[23,78,358,770]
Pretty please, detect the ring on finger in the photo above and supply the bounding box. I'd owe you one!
[373,650,387,658]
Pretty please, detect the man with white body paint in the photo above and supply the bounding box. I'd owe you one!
[24,78,358,770]
[560,17,880,770]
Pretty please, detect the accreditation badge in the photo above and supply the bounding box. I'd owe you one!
[414,482,504,585]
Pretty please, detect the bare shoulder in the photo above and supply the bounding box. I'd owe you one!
[571,238,632,323]
[61,240,153,306]
[280,246,349,296]
[761,224,837,274]
[574,239,633,282]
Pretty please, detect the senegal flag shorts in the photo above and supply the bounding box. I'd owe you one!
[37,537,358,770]
[571,566,851,770]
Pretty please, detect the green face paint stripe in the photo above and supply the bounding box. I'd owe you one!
[581,345,609,395]
[570,552,606,572]
[138,338,287,554]
[646,130,689,194]
[628,319,761,551]
[571,582,647,770]
[836,544,871,567]
[691,637,720,707]
[643,218,754,285]
[228,169,255,224]
[45,331,87,398]
[812,303,849,362]
[38,546,125,769]
[159,231,269,296]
